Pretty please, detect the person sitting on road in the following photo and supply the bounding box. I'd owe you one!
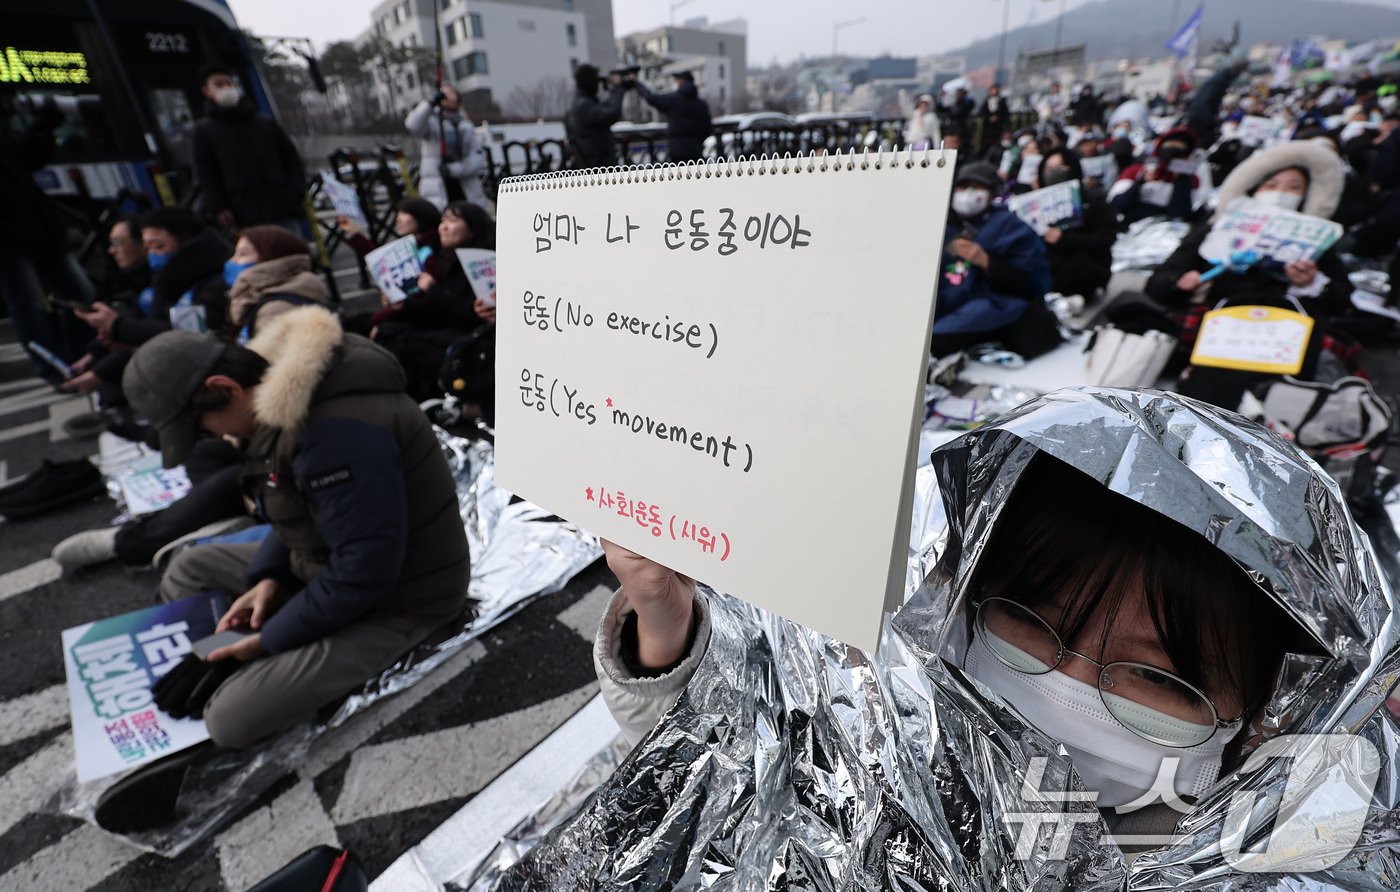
[96,305,471,833]
[74,208,231,351]
[930,162,1059,359]
[62,218,151,399]
[1108,128,1203,227]
[224,224,328,342]
[372,201,496,401]
[1033,148,1119,301]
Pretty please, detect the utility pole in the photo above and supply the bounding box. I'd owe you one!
[830,17,865,113]
[996,0,1011,86]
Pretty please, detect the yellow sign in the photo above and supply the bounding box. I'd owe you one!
[1190,305,1315,376]
[0,47,90,85]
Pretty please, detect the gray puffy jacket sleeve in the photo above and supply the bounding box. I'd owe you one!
[592,588,712,747]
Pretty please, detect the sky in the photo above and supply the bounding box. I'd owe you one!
[226,0,1400,63]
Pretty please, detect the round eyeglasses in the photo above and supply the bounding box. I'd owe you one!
[974,597,1241,748]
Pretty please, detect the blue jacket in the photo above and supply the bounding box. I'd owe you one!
[934,204,1051,335]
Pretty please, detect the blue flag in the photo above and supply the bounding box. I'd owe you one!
[1165,5,1204,58]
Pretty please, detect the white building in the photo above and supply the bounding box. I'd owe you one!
[359,0,616,117]
[617,18,748,118]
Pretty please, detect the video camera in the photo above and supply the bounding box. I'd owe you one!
[609,65,641,88]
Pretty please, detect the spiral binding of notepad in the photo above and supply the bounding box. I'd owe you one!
[497,145,953,192]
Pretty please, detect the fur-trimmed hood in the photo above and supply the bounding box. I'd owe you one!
[1213,140,1345,221]
[229,255,328,330]
[246,305,344,431]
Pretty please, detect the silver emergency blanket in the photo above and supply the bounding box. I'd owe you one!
[51,431,601,857]
[491,387,1400,891]
[1110,217,1193,273]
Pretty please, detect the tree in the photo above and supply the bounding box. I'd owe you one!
[504,76,573,119]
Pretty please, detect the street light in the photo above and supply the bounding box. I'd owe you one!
[671,0,700,26]
[832,16,865,61]
[996,0,1012,87]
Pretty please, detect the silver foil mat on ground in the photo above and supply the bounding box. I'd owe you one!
[1111,218,1192,273]
[486,387,1400,891]
[49,430,602,858]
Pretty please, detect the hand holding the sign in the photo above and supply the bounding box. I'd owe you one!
[603,540,697,669]
[1176,270,1203,292]
[1284,260,1318,288]
[473,297,496,323]
[950,238,990,271]
[1042,227,1063,245]
[417,271,436,292]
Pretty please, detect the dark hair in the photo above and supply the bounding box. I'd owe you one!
[972,453,1298,720]
[237,225,309,264]
[574,63,600,94]
[1037,147,1084,185]
[189,345,269,416]
[109,216,140,242]
[141,207,205,243]
[198,63,235,86]
[396,197,442,235]
[443,201,496,249]
[673,70,695,84]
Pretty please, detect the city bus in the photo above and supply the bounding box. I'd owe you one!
[1,0,275,211]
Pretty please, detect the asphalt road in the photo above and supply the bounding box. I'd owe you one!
[0,266,620,891]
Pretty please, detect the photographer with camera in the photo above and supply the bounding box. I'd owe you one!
[405,84,487,208]
[635,70,713,164]
[565,64,629,169]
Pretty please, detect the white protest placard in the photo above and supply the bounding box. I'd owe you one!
[1200,197,1343,265]
[1235,115,1285,147]
[365,235,425,303]
[1006,180,1083,235]
[494,151,954,653]
[455,248,497,308]
[62,593,224,782]
[321,172,368,228]
[118,459,192,516]
[1079,154,1117,184]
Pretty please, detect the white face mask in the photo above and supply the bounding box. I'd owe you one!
[952,188,990,218]
[1252,190,1304,212]
[964,627,1240,809]
[212,86,243,108]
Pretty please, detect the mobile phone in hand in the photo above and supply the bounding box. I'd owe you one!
[192,630,252,660]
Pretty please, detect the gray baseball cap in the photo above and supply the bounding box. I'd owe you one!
[122,330,225,468]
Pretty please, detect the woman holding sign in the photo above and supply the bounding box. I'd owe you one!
[1145,141,1353,409]
[501,388,1399,890]
[373,201,496,400]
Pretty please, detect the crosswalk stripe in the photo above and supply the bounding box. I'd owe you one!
[0,419,53,445]
[0,379,47,397]
[217,780,341,892]
[0,684,67,747]
[0,388,77,418]
[373,694,620,892]
[0,824,143,892]
[553,584,613,643]
[0,560,63,604]
[330,685,596,825]
[0,737,71,840]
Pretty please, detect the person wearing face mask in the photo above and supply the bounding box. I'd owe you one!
[1035,149,1118,301]
[505,387,1398,888]
[1108,128,1203,227]
[225,225,328,343]
[74,208,231,359]
[190,64,308,234]
[930,163,1059,359]
[405,84,488,208]
[1146,142,1352,409]
[372,201,497,400]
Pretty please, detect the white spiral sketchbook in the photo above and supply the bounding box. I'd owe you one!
[493,150,955,653]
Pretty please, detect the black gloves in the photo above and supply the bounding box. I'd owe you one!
[429,89,446,109]
[153,654,240,720]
